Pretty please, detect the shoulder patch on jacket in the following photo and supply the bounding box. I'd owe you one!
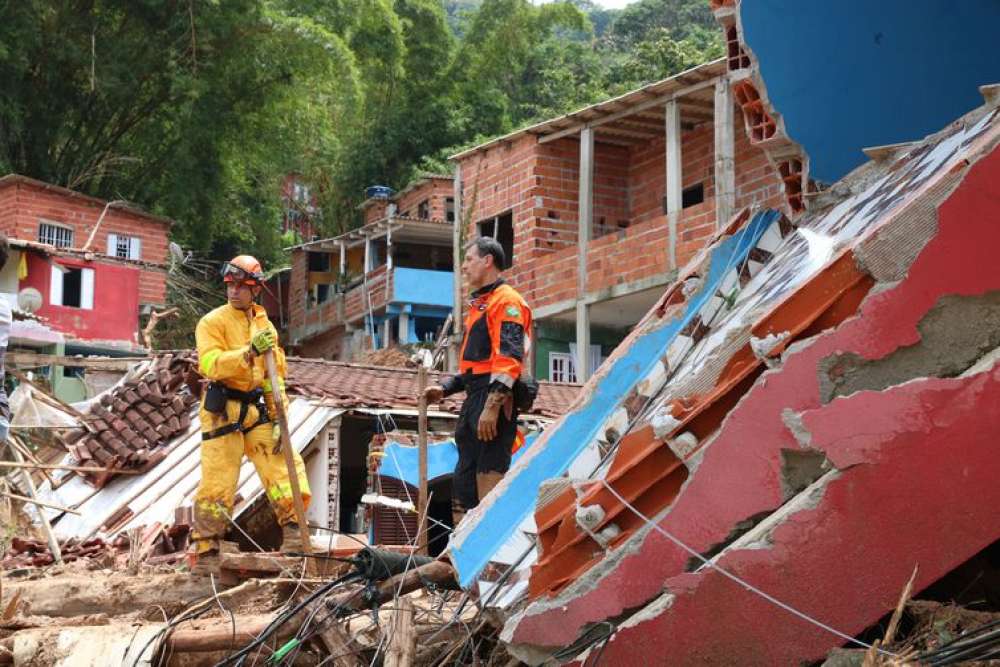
[505,305,520,318]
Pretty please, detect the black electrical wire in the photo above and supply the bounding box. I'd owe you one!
[215,571,364,667]
[131,602,215,667]
[917,617,1000,664]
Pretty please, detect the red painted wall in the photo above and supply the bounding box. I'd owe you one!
[21,252,140,345]
[0,177,169,305]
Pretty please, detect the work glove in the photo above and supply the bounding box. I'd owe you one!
[423,386,444,404]
[251,329,276,356]
[271,423,283,454]
[477,391,513,441]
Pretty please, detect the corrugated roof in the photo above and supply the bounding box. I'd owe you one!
[37,399,341,541]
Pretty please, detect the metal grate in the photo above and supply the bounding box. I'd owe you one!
[372,476,418,546]
[38,222,74,248]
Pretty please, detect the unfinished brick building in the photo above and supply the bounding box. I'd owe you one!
[450,59,784,383]
[287,175,455,360]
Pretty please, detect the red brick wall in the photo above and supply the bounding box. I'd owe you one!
[396,178,453,222]
[455,105,785,312]
[0,179,169,305]
[363,199,389,226]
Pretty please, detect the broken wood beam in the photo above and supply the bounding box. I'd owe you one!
[165,613,292,653]
[0,488,81,515]
[6,351,147,372]
[0,461,143,476]
[305,600,362,666]
[327,560,459,615]
[384,597,416,667]
[0,573,220,618]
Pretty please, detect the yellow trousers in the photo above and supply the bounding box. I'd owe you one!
[192,399,310,552]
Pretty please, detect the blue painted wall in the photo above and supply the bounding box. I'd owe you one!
[392,268,454,308]
[740,0,1000,182]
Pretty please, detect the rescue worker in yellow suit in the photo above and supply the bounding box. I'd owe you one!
[191,255,310,567]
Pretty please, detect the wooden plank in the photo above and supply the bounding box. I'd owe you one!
[7,351,146,371]
[417,367,428,556]
[384,597,416,667]
[306,601,362,665]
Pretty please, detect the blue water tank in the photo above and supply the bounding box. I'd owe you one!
[365,185,394,200]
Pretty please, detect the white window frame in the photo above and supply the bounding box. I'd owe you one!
[549,352,577,384]
[107,233,142,260]
[49,264,94,310]
[567,343,605,379]
[38,220,74,248]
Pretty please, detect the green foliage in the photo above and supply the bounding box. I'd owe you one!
[0,0,721,268]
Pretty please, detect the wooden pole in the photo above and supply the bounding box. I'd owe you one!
[7,445,65,561]
[262,350,314,574]
[0,490,80,515]
[384,597,416,667]
[416,366,429,556]
[0,461,142,475]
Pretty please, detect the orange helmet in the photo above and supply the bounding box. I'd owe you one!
[221,255,264,286]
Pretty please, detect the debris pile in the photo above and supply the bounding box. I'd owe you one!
[1,537,111,569]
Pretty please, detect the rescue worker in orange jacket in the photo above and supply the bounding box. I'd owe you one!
[424,237,532,526]
[191,255,310,563]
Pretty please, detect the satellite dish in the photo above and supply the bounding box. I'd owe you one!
[17,287,43,313]
[169,242,186,265]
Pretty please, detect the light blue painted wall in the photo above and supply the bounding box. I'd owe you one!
[741,0,1000,182]
[392,268,454,308]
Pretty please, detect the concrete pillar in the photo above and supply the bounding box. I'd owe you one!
[386,224,393,271]
[450,162,464,372]
[339,241,346,278]
[713,77,736,228]
[576,126,594,382]
[364,236,372,274]
[398,310,410,345]
[382,317,392,349]
[665,98,682,268]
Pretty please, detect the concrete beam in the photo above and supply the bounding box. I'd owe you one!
[665,99,682,268]
[532,270,678,321]
[713,77,736,228]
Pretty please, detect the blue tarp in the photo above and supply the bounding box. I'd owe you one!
[378,432,540,488]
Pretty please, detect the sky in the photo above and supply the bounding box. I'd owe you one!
[594,0,638,7]
[533,0,639,9]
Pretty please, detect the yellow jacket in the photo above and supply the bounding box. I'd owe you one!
[196,303,287,414]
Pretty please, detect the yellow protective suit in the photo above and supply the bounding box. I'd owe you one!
[192,303,310,553]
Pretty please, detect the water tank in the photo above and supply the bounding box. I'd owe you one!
[365,185,394,200]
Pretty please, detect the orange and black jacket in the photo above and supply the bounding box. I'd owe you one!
[442,279,532,395]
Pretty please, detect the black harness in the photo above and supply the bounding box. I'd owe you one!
[201,382,271,441]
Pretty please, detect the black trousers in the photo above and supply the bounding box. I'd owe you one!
[453,374,517,511]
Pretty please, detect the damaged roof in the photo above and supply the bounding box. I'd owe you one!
[55,353,578,488]
[287,357,579,419]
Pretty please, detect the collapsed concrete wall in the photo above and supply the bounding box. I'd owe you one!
[444,92,1000,662]
[508,110,1000,665]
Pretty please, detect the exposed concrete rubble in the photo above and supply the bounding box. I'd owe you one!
[446,93,1000,664]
